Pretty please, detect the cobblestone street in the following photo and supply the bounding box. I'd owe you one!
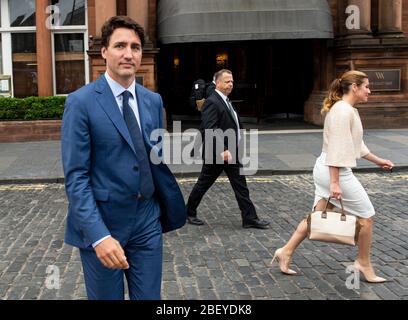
[0,172,407,300]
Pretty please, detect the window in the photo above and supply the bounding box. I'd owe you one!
[54,33,85,94]
[50,0,88,95]
[0,0,88,97]
[9,0,35,27]
[11,33,37,97]
[51,0,86,26]
[1,0,37,96]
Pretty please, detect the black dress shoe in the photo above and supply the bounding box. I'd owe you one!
[242,219,270,229]
[187,216,204,225]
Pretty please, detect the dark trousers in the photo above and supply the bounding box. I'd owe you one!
[187,163,258,222]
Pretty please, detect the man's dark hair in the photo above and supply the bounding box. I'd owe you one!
[101,16,145,48]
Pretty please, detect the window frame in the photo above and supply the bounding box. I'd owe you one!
[0,0,89,97]
[50,0,89,96]
[52,29,89,96]
[0,0,37,96]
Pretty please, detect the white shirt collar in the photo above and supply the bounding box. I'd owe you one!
[104,71,136,99]
[215,89,229,102]
[215,89,240,134]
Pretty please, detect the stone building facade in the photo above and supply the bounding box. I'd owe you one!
[3,0,408,128]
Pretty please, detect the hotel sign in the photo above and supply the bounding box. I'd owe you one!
[362,69,401,92]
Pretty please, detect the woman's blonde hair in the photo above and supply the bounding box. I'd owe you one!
[321,70,368,114]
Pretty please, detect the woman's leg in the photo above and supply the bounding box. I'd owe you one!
[355,217,386,282]
[283,198,332,254]
[272,198,332,274]
[357,217,373,264]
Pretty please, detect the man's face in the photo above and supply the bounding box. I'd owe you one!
[216,72,234,96]
[101,27,142,85]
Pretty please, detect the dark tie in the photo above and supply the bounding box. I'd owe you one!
[226,98,238,124]
[226,98,241,142]
[122,90,154,198]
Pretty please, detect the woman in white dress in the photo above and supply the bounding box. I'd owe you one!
[271,70,394,282]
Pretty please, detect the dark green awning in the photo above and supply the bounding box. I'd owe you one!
[158,0,334,44]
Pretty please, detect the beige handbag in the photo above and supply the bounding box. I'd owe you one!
[307,197,361,246]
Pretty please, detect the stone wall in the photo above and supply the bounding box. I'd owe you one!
[403,0,408,36]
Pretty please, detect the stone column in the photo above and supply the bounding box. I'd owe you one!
[87,0,96,39]
[304,40,333,126]
[116,0,127,16]
[147,0,157,47]
[127,0,147,29]
[36,0,53,96]
[127,0,153,48]
[88,0,116,82]
[95,0,116,38]
[378,0,403,37]
[344,0,372,37]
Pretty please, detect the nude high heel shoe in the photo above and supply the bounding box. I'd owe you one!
[270,248,297,275]
[353,261,387,283]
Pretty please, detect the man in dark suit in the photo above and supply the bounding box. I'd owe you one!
[186,69,270,229]
[61,16,185,300]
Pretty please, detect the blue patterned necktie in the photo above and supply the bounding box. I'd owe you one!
[122,90,154,198]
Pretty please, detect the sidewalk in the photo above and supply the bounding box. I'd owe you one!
[1,128,408,182]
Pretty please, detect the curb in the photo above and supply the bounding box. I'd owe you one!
[1,166,407,185]
[0,177,65,185]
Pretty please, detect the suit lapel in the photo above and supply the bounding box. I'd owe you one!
[215,92,238,127]
[94,76,137,155]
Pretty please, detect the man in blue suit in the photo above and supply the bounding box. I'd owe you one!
[61,16,185,300]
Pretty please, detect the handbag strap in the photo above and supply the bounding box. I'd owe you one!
[323,196,346,218]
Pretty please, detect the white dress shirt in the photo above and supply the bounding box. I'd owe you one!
[215,89,241,141]
[104,71,142,129]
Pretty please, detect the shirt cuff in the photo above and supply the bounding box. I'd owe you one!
[92,235,111,248]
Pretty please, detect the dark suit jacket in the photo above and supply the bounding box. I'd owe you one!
[61,75,186,249]
[205,82,216,98]
[200,91,243,164]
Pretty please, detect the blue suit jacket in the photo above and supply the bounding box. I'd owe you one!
[61,75,186,249]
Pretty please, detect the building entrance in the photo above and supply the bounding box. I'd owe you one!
[158,40,315,124]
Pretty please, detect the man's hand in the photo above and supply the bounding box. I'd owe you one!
[94,236,129,269]
[220,150,232,163]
